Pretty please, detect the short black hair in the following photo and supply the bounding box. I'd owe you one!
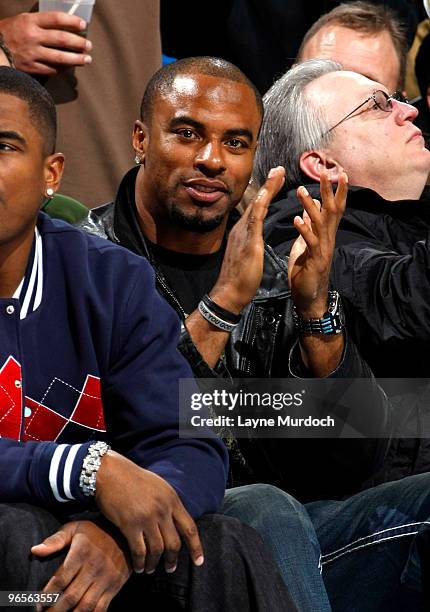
[0,67,56,155]
[140,56,263,123]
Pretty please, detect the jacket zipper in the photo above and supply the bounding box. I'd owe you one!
[238,303,261,375]
[155,272,187,320]
[138,233,188,320]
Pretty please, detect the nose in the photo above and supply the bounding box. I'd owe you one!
[393,99,418,124]
[194,140,226,175]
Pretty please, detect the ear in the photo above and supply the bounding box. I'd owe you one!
[426,85,430,112]
[299,150,343,184]
[44,153,64,195]
[132,120,149,165]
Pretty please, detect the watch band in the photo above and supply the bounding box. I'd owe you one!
[292,290,345,335]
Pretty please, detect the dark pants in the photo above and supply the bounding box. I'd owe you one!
[0,503,295,612]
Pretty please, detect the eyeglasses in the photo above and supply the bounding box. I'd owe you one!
[322,90,409,137]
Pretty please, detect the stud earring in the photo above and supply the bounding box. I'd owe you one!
[45,187,54,198]
[135,154,142,165]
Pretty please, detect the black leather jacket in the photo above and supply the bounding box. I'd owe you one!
[77,168,391,501]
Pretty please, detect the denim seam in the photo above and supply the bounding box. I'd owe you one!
[321,520,430,566]
[321,531,419,566]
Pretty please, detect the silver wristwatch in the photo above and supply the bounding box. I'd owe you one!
[79,441,111,497]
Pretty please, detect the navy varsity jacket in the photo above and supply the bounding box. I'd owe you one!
[0,213,228,516]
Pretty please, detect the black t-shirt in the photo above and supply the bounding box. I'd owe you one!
[147,241,226,316]
[112,170,228,317]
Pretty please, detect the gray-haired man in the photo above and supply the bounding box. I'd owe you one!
[239,58,430,612]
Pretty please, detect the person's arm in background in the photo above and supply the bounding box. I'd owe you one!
[0,11,92,75]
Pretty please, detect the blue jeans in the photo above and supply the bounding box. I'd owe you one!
[222,473,430,612]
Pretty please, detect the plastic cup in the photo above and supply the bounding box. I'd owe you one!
[39,0,96,28]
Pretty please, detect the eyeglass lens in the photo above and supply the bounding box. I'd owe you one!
[373,90,392,111]
[373,90,409,112]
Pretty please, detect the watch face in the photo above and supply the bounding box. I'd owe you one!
[327,291,340,315]
[328,291,345,333]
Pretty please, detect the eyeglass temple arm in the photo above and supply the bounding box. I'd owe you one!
[324,96,372,135]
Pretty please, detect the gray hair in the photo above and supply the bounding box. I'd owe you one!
[253,59,341,191]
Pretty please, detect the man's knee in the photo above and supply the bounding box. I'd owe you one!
[0,503,63,590]
[222,483,306,524]
[0,503,60,550]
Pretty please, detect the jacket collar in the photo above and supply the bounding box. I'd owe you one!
[13,225,44,320]
[112,167,153,261]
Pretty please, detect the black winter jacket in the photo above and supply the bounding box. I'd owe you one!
[265,184,430,483]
